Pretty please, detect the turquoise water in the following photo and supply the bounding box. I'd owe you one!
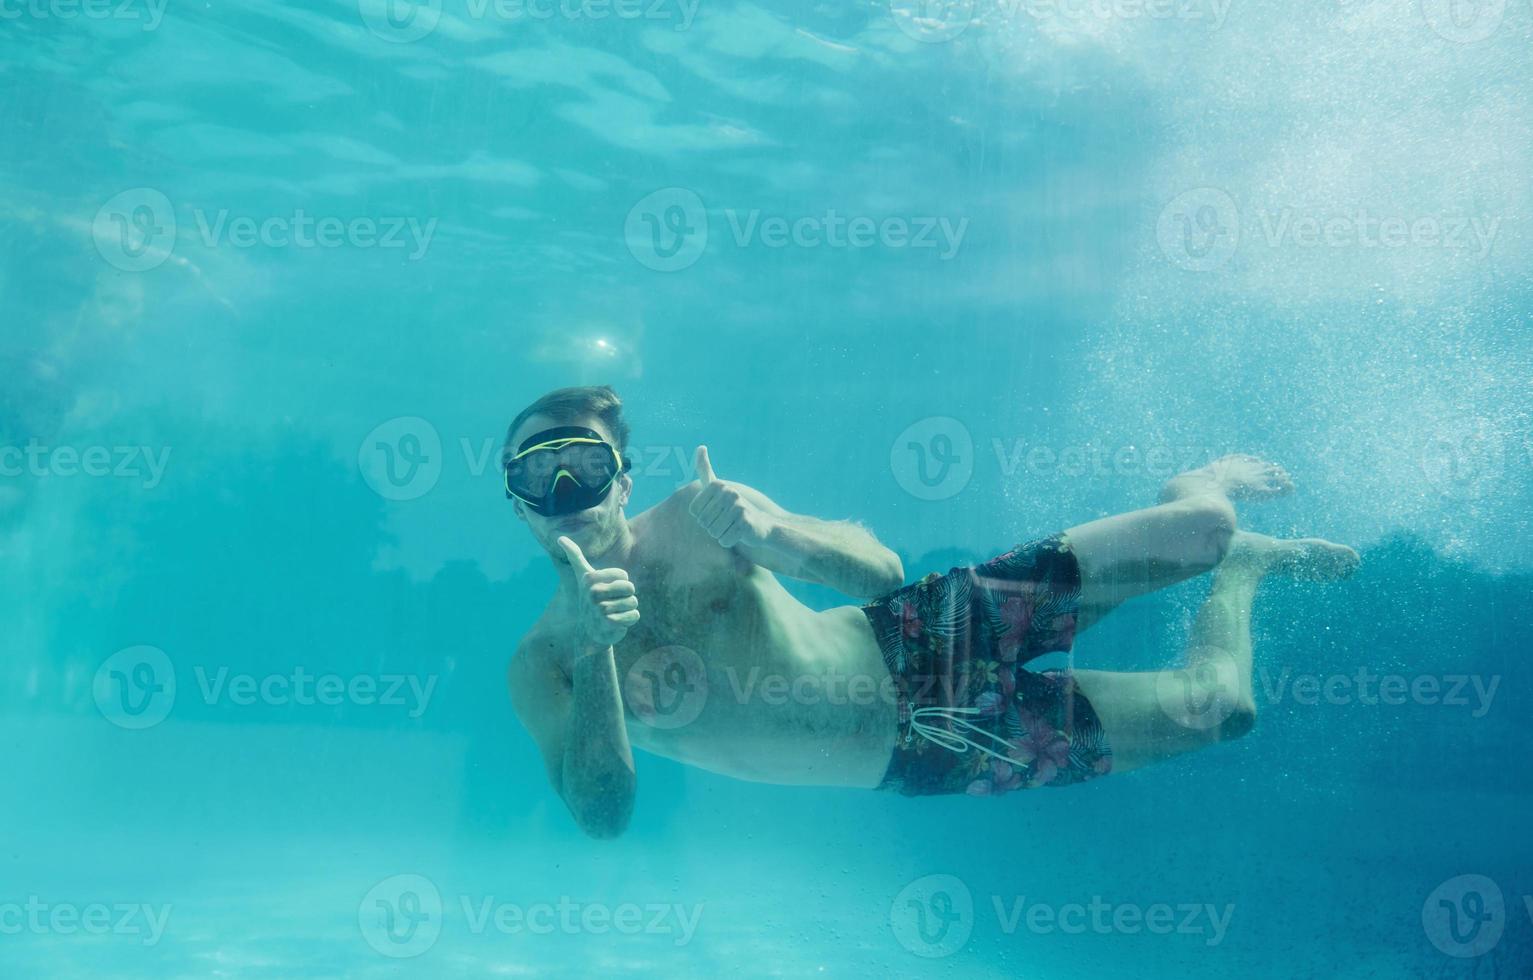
[4,1,1532,976]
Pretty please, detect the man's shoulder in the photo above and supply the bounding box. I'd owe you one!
[508,614,571,702]
[642,481,703,520]
[517,600,570,645]
[633,481,706,537]
[631,482,723,566]
[511,608,566,668]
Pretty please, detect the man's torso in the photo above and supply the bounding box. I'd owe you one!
[532,488,900,788]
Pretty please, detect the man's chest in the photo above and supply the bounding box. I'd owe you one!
[618,553,759,653]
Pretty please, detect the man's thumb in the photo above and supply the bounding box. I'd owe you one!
[694,445,717,484]
[557,535,595,574]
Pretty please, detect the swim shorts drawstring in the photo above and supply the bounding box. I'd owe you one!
[908,706,1019,765]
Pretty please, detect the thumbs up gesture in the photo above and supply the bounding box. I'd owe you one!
[688,446,775,550]
[558,536,640,648]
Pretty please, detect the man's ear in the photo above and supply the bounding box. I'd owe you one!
[618,472,633,507]
[512,499,529,523]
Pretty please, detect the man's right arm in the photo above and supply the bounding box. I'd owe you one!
[509,536,641,840]
[508,637,636,839]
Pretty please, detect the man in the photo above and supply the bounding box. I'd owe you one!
[505,386,1359,838]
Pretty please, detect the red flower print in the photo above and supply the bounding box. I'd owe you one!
[996,595,1035,659]
[1006,711,1071,787]
[965,760,1024,796]
[998,665,1016,700]
[973,690,1006,717]
[900,601,924,639]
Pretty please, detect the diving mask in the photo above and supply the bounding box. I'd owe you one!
[504,426,630,517]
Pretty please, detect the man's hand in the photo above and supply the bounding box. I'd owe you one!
[689,446,777,550]
[558,536,640,650]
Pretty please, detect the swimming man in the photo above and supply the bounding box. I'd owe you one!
[505,386,1359,838]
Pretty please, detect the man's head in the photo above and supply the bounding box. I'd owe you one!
[504,385,633,562]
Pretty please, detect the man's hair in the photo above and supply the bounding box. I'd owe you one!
[503,385,630,463]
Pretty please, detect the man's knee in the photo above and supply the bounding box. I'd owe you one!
[1179,656,1254,742]
[1178,495,1236,565]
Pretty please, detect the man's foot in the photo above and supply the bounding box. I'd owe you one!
[1219,531,1361,582]
[1161,454,1295,504]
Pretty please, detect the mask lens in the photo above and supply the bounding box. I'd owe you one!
[572,444,617,483]
[505,452,556,498]
[505,438,619,507]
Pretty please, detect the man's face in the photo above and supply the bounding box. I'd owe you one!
[506,413,631,562]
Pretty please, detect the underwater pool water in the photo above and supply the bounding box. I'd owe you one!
[3,0,1531,976]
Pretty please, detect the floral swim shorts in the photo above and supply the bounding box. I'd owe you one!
[862,534,1113,797]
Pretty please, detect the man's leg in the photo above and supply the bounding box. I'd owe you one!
[1066,454,1295,631]
[1071,531,1359,773]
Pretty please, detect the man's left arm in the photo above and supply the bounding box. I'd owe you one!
[688,446,904,600]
